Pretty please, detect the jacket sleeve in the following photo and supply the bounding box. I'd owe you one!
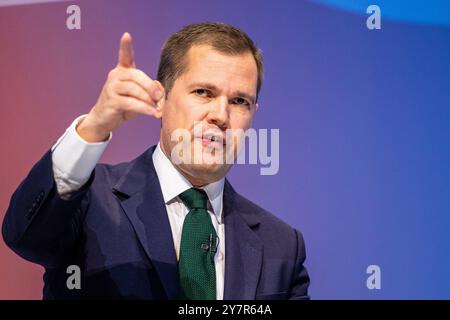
[2,149,94,268]
[288,229,311,300]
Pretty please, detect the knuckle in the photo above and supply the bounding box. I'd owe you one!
[124,82,136,95]
[115,97,127,111]
[138,69,151,80]
[150,80,160,92]
[106,81,118,95]
[136,69,152,86]
[123,100,136,111]
[107,68,118,79]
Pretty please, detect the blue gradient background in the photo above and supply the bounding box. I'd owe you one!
[0,0,449,299]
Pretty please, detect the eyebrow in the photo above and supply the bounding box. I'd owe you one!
[189,82,256,104]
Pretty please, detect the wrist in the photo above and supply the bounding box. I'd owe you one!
[76,115,110,143]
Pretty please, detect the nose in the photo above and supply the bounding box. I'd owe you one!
[206,96,229,130]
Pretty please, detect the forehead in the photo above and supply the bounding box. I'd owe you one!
[180,44,258,92]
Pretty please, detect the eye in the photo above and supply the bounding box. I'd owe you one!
[232,97,250,106]
[194,88,212,98]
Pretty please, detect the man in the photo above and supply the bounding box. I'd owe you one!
[2,22,309,300]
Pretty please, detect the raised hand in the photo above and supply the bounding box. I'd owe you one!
[77,32,164,142]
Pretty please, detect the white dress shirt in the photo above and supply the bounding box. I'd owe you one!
[51,115,226,299]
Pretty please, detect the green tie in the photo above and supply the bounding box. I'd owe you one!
[178,188,218,300]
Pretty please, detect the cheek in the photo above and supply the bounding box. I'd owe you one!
[229,110,253,130]
[164,98,190,129]
[171,96,209,127]
[162,103,177,131]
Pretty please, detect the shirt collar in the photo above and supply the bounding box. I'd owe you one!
[152,142,225,224]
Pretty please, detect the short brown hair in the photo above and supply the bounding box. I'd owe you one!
[157,22,264,101]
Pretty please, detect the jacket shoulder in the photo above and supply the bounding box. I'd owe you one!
[232,191,302,242]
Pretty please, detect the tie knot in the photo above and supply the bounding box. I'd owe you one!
[179,188,208,210]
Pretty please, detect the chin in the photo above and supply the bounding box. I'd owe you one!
[182,162,230,184]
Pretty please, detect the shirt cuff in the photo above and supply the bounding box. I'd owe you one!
[51,114,112,184]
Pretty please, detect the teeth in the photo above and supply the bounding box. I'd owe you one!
[204,135,216,141]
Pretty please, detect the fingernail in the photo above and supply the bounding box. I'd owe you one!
[153,89,163,101]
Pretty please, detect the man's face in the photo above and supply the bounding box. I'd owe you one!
[159,44,258,186]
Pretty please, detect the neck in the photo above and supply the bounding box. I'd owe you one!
[182,174,208,188]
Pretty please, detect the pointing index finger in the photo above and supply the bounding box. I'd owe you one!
[118,32,135,68]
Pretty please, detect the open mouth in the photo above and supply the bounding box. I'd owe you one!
[204,134,217,142]
[200,133,225,145]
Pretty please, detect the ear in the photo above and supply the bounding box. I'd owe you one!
[154,80,165,119]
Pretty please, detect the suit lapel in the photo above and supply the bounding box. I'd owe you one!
[110,146,263,300]
[112,146,179,300]
[223,180,263,300]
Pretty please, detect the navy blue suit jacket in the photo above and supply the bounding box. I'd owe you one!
[2,146,309,299]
